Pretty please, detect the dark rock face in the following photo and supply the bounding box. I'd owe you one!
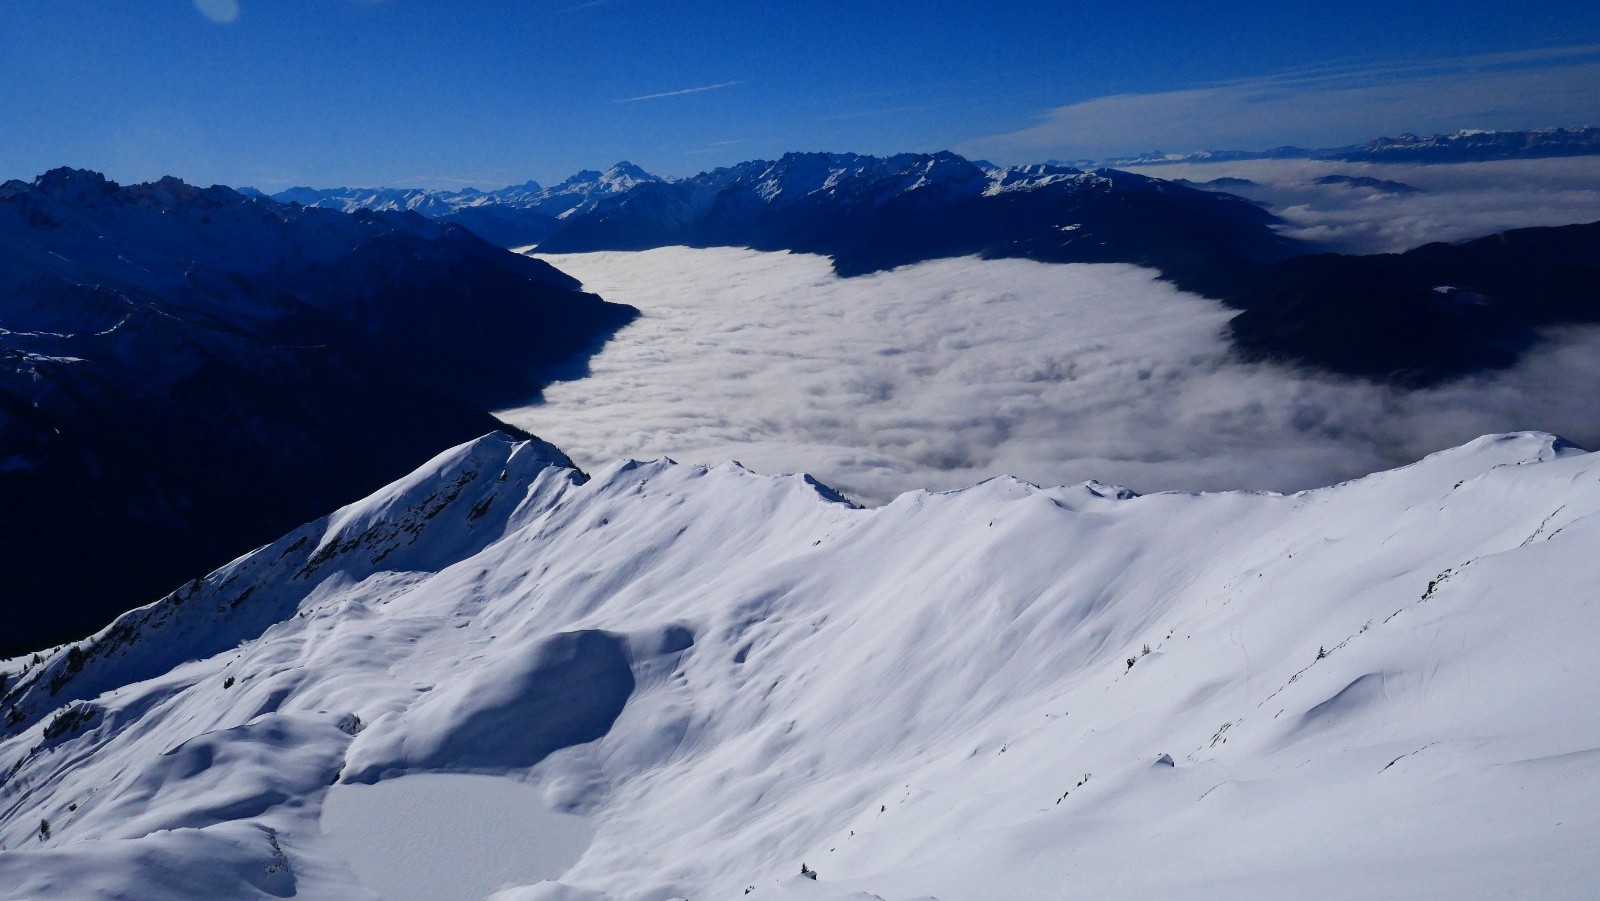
[0,169,637,655]
[1311,174,1424,194]
[1170,221,1600,384]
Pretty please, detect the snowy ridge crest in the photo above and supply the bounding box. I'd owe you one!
[2,431,1599,898]
[270,161,664,221]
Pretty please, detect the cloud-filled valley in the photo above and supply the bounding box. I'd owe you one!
[1129,156,1600,254]
[502,246,1600,505]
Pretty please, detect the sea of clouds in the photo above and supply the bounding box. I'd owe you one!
[504,237,1600,505]
[1127,155,1600,253]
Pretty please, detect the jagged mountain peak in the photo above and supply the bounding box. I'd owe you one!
[552,161,661,193]
[602,160,655,181]
[4,168,231,211]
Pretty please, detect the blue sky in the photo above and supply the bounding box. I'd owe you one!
[3,0,1599,189]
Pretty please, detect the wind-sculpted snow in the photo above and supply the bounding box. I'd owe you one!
[343,629,636,781]
[2,431,1599,898]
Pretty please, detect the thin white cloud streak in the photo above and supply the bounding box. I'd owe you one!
[618,81,742,103]
[962,47,1600,162]
[1196,42,1600,92]
[193,0,240,24]
[1128,156,1600,253]
[502,245,1600,506]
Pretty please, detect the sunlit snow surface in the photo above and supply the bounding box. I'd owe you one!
[502,247,1600,504]
[321,774,595,901]
[2,430,1599,898]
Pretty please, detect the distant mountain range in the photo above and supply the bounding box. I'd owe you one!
[268,162,660,248]
[273,147,1600,385]
[532,150,1600,385]
[272,153,1294,278]
[5,147,1599,653]
[1076,126,1600,168]
[0,169,636,655]
[536,151,1296,275]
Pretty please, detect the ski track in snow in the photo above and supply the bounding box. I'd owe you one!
[2,430,1599,898]
[500,247,1600,505]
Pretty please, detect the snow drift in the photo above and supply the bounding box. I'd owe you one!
[2,430,1598,899]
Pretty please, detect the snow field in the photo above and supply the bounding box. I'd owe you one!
[0,431,1597,897]
[321,773,596,901]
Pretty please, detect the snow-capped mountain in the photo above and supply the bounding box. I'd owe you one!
[0,169,636,656]
[2,429,1597,899]
[271,185,483,217]
[271,163,663,248]
[1328,126,1600,163]
[537,151,1296,275]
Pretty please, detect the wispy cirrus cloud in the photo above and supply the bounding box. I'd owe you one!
[194,0,389,23]
[963,44,1600,162]
[192,0,240,24]
[618,81,742,103]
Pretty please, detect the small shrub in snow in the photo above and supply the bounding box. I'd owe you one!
[42,704,96,741]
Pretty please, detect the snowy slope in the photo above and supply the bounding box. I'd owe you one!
[2,431,1599,899]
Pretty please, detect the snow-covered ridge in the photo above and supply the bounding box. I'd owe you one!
[2,430,1598,898]
[271,154,1100,221]
[271,161,662,220]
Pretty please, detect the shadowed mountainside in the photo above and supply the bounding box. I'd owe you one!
[0,169,637,655]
